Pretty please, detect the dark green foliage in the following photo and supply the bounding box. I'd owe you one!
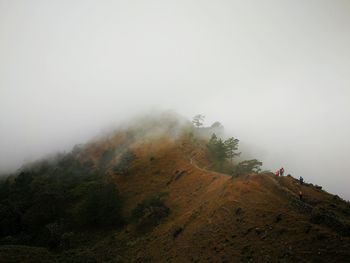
[73,182,123,226]
[208,134,241,172]
[0,202,21,236]
[206,133,262,176]
[224,137,240,163]
[113,150,136,175]
[207,133,228,170]
[232,159,263,176]
[0,153,123,249]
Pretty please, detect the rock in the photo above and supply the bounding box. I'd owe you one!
[261,233,267,240]
[315,185,323,190]
[235,207,243,215]
[255,228,264,235]
[172,226,184,239]
[275,213,283,223]
[174,170,187,180]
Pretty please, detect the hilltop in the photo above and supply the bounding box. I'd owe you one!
[0,112,349,262]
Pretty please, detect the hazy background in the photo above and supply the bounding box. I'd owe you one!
[1,1,349,199]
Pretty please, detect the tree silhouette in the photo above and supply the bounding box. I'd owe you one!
[192,114,205,128]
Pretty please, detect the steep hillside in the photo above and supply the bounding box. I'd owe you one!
[98,134,350,262]
[1,115,350,263]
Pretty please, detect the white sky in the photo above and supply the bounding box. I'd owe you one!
[1,0,350,199]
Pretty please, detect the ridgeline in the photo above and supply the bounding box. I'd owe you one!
[1,113,349,262]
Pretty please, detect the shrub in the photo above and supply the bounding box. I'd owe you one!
[232,159,262,177]
[131,195,170,231]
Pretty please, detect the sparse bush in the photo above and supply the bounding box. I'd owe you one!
[232,159,262,177]
[131,195,170,231]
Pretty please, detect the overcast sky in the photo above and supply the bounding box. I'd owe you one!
[1,0,349,199]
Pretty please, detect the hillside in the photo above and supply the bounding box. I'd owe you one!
[1,114,350,262]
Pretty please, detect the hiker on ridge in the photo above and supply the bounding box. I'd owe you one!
[275,170,280,177]
[299,190,303,201]
[299,176,304,185]
[280,167,285,176]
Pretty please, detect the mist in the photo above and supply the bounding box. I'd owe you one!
[1,1,349,199]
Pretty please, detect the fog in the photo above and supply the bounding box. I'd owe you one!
[1,1,349,199]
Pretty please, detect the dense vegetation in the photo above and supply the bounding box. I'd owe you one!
[206,133,262,176]
[0,152,123,250]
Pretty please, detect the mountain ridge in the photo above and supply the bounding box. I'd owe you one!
[0,114,349,262]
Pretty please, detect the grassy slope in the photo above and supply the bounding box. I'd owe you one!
[2,130,350,263]
[104,133,350,262]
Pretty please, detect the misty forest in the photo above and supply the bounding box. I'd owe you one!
[1,1,350,263]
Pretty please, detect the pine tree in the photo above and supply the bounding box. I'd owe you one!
[192,114,205,128]
[224,137,241,164]
[207,133,227,170]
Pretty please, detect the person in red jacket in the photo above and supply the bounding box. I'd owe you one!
[275,170,280,177]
